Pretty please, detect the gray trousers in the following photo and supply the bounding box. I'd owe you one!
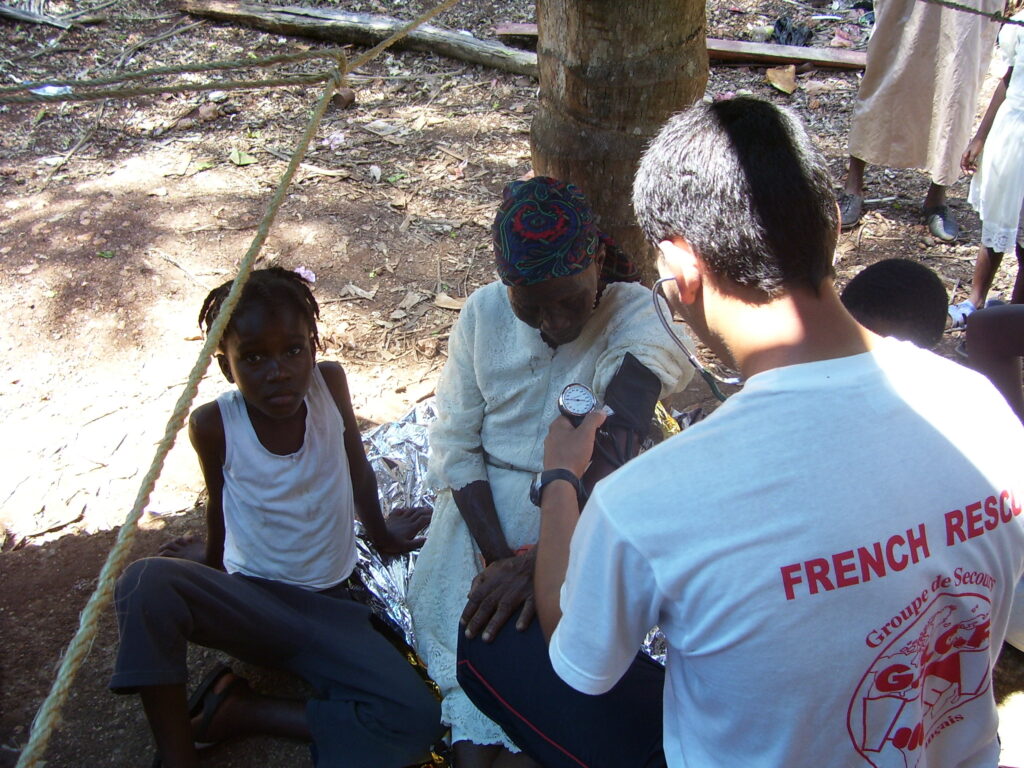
[111,557,443,768]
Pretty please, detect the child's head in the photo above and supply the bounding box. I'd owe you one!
[199,268,321,417]
[840,258,948,348]
[199,267,321,351]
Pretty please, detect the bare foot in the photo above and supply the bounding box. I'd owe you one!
[159,535,206,563]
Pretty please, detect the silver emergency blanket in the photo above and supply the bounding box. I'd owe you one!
[354,399,437,648]
[353,396,676,665]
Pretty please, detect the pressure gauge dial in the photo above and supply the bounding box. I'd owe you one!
[558,383,597,427]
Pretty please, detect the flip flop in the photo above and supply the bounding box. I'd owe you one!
[186,663,232,719]
[192,671,246,747]
[151,664,233,767]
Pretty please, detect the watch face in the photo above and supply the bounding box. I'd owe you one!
[559,383,596,417]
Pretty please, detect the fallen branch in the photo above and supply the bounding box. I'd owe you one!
[179,0,538,77]
[494,22,867,71]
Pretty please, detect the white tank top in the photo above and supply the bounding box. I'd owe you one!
[217,365,357,590]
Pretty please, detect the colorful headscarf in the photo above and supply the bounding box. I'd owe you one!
[493,177,640,286]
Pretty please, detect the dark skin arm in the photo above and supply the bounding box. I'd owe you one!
[319,361,429,554]
[454,480,534,643]
[160,400,227,568]
[962,67,1011,175]
[460,407,646,642]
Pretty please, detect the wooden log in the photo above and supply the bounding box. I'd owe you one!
[179,0,538,77]
[494,22,867,71]
[707,38,865,70]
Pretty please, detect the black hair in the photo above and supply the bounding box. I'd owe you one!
[633,97,838,298]
[198,266,321,350]
[840,258,948,348]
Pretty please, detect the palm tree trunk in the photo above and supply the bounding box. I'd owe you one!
[532,0,707,278]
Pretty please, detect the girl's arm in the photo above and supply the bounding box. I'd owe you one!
[963,67,1012,175]
[183,401,227,569]
[320,361,428,554]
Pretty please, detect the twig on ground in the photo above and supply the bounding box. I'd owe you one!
[40,20,206,188]
[59,0,120,21]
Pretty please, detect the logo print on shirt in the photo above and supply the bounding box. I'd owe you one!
[847,592,991,767]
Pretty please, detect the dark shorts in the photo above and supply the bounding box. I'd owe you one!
[111,556,443,768]
[458,619,666,768]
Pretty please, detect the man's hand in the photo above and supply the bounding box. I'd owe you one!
[461,549,536,642]
[375,505,431,554]
[158,534,207,563]
[961,136,984,175]
[543,408,608,477]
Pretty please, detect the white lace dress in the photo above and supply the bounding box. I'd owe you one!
[969,12,1024,254]
[406,280,691,749]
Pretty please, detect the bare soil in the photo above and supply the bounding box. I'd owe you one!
[1,1,1021,766]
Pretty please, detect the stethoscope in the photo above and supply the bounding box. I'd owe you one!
[652,277,742,403]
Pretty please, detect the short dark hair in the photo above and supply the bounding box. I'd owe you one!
[198,266,321,350]
[840,258,948,348]
[633,97,838,297]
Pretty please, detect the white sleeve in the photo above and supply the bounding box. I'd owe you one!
[549,492,662,695]
[425,290,488,491]
[591,283,694,401]
[1007,576,1024,652]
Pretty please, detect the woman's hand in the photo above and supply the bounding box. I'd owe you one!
[461,549,537,642]
[961,136,984,175]
[374,505,431,554]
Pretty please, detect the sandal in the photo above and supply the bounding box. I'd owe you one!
[948,300,976,330]
[150,663,235,767]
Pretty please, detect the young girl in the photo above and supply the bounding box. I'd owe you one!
[109,267,443,768]
[950,9,1024,327]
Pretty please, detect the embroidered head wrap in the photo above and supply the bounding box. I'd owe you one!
[493,177,640,286]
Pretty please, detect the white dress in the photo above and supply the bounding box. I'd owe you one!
[406,280,692,749]
[969,12,1024,253]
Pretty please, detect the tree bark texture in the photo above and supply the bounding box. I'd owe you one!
[532,0,707,277]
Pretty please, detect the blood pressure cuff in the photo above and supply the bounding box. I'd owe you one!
[602,352,661,434]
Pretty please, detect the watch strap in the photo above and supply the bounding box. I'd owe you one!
[530,468,586,507]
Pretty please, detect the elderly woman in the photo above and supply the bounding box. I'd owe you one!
[408,177,693,768]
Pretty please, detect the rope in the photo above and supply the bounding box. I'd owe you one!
[348,0,462,71]
[0,74,334,104]
[0,49,350,95]
[14,1,464,762]
[918,0,1024,26]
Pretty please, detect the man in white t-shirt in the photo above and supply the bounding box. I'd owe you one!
[457,98,1024,768]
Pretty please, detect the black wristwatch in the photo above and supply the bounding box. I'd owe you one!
[530,468,586,508]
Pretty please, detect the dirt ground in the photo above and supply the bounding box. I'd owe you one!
[1,1,1022,766]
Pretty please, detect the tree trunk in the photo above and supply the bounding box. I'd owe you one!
[532,0,707,279]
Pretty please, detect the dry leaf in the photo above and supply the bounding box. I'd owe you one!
[398,291,425,311]
[434,292,466,311]
[803,79,830,97]
[342,283,378,300]
[766,66,797,95]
